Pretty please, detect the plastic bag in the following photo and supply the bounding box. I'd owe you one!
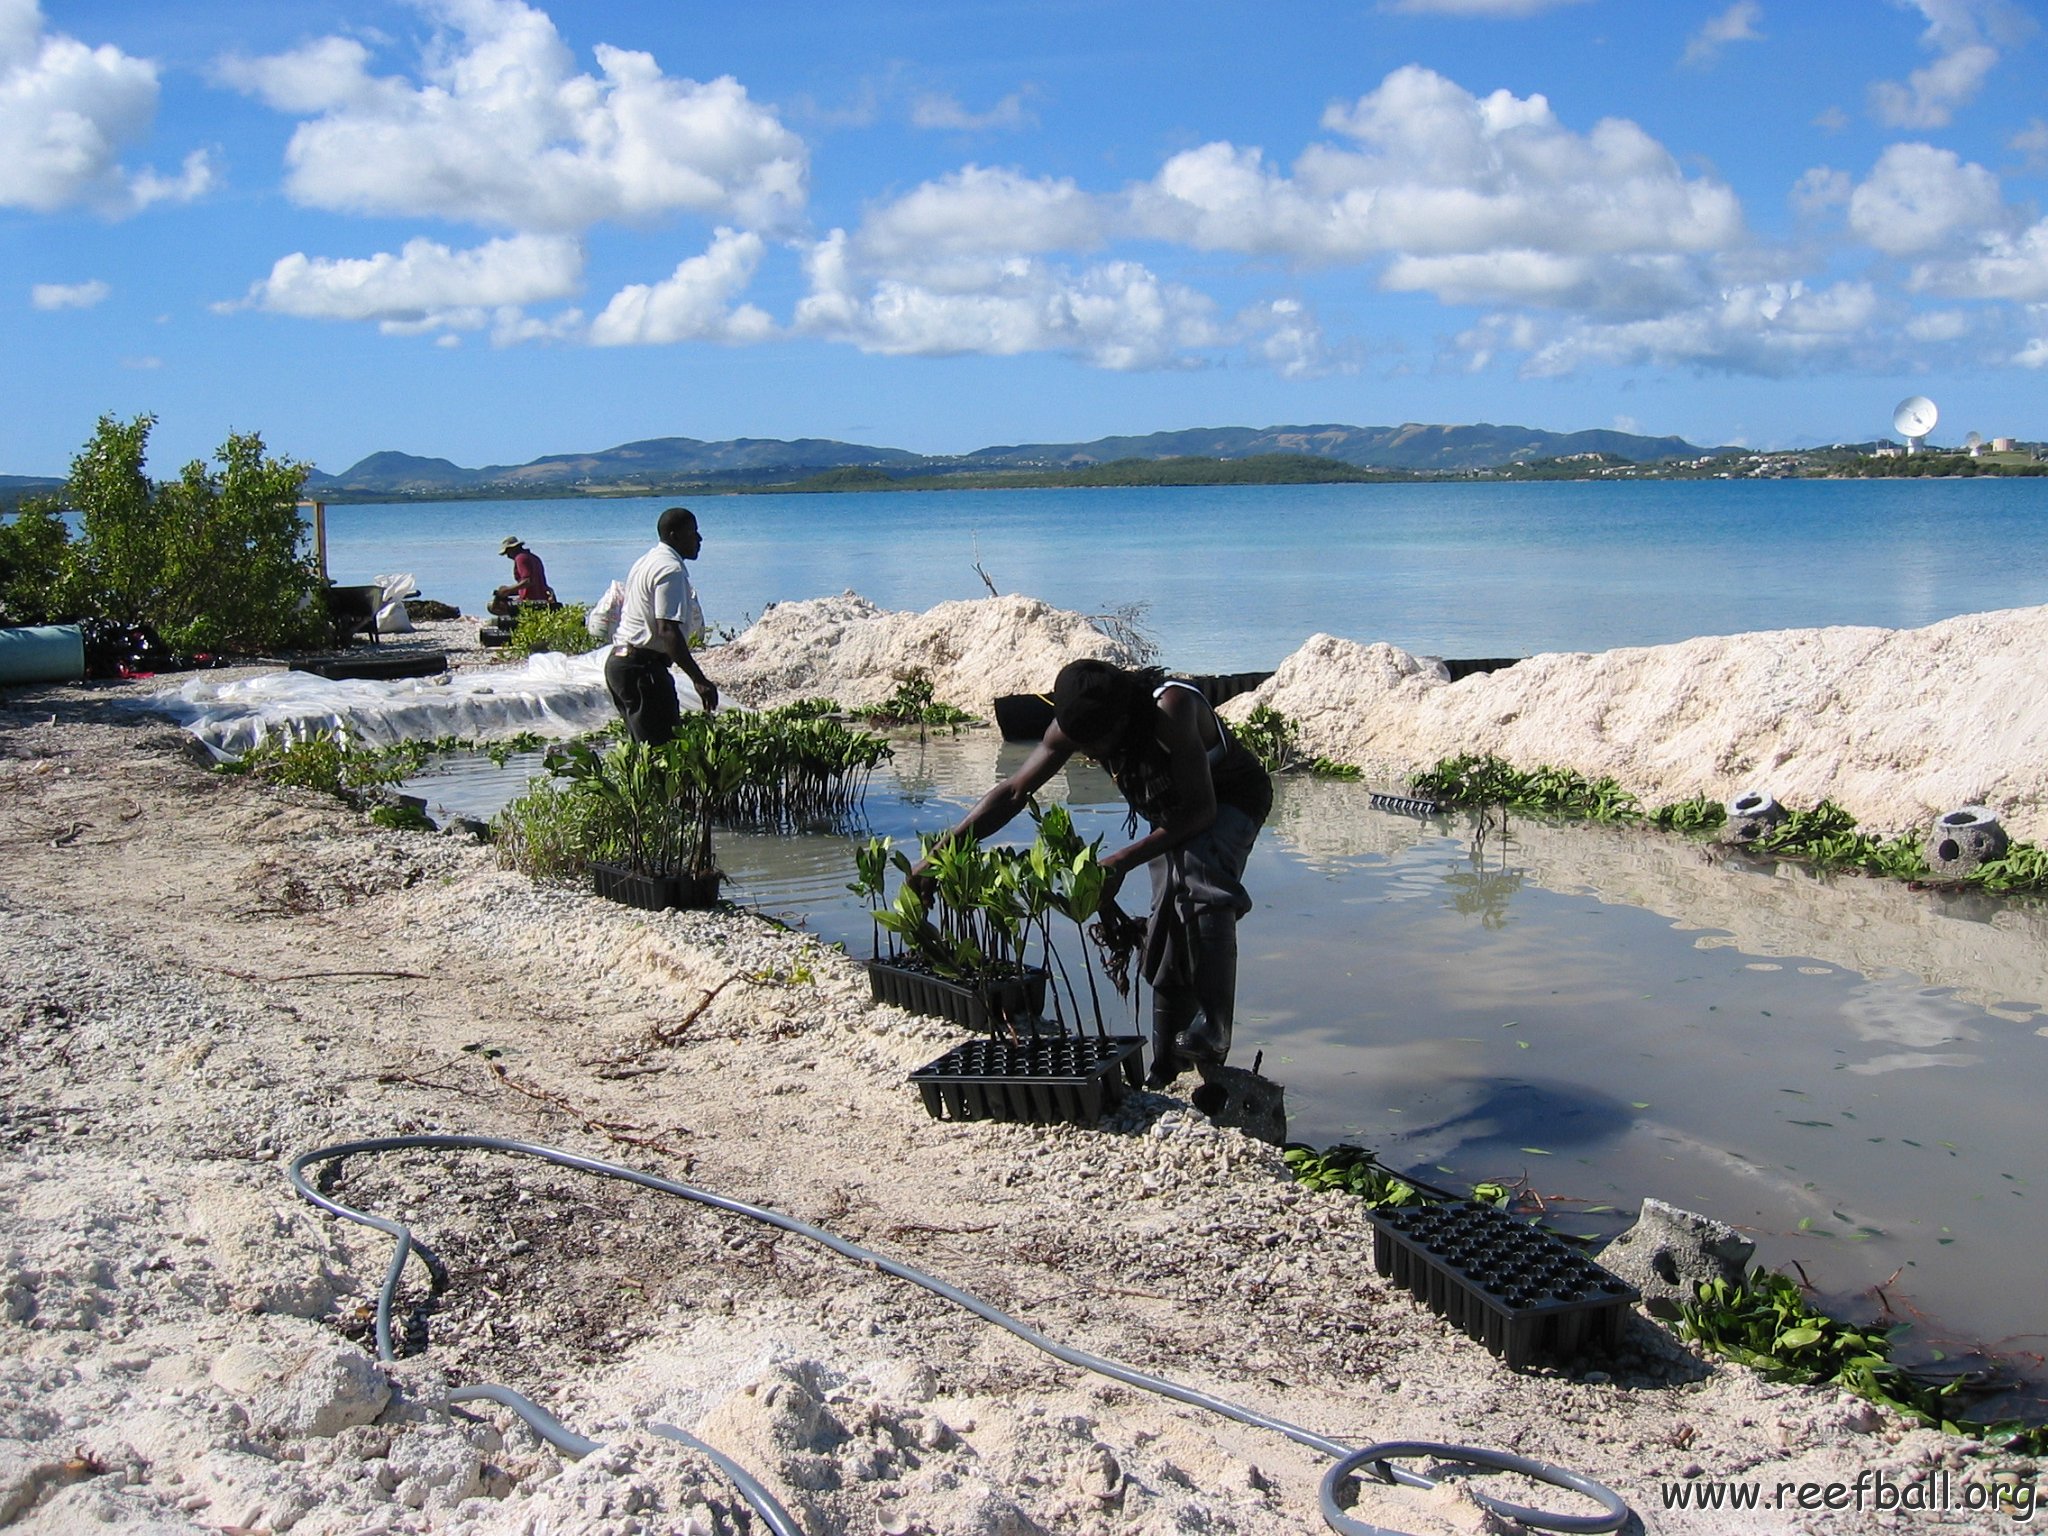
[373,573,419,634]
[587,579,627,641]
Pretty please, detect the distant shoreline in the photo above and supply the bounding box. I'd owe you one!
[8,447,2044,515]
[292,450,2045,506]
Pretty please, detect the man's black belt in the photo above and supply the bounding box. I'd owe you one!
[612,643,668,664]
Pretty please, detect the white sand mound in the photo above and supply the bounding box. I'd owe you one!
[1233,605,2048,841]
[712,592,1130,715]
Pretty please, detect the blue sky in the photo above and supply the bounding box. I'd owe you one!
[4,0,2045,475]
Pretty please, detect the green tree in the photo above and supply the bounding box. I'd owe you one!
[0,497,74,625]
[62,414,327,653]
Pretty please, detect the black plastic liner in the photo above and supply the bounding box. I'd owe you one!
[1366,1201,1638,1369]
[909,1034,1145,1126]
[867,959,1049,1033]
[290,651,448,682]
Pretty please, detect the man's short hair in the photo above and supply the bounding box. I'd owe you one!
[657,505,697,543]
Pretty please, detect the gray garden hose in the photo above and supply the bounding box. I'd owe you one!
[289,1134,1630,1536]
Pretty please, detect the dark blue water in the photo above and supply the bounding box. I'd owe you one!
[324,479,2048,670]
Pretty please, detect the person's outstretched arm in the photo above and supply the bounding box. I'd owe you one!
[654,616,716,711]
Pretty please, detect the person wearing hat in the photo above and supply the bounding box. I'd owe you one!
[605,505,717,743]
[922,659,1271,1089]
[489,536,555,617]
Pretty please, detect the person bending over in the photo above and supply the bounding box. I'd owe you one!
[489,536,555,618]
[927,658,1271,1089]
[605,506,717,744]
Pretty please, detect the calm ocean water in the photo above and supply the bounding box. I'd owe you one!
[323,478,2048,670]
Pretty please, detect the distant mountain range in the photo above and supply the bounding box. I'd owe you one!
[303,421,1721,496]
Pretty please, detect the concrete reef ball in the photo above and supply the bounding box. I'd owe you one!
[1923,805,2009,877]
[1720,789,1787,846]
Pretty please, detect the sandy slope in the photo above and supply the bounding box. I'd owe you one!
[0,601,2041,1534]
[1231,607,2048,843]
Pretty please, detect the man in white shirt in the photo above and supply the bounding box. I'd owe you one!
[605,506,718,743]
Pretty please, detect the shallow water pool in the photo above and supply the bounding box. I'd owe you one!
[400,730,2048,1406]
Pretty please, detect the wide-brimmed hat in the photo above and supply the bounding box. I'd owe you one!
[499,535,524,554]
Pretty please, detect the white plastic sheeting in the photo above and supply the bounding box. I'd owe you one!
[139,646,674,756]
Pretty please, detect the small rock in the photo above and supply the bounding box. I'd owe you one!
[250,1344,391,1438]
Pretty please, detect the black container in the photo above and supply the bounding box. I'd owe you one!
[909,1034,1145,1126]
[993,692,1056,742]
[1365,1202,1638,1370]
[867,959,1049,1032]
[591,861,721,912]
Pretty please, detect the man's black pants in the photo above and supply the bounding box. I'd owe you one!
[604,645,680,745]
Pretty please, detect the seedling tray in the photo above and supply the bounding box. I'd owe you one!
[592,861,721,912]
[909,1034,1145,1126]
[1369,791,1441,817]
[867,959,1049,1032]
[1365,1202,1638,1370]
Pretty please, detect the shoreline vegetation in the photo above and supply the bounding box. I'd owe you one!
[281,448,2048,506]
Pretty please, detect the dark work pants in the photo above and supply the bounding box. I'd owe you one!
[1142,804,1261,1063]
[604,646,681,745]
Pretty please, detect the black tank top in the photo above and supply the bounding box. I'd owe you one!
[1107,680,1273,829]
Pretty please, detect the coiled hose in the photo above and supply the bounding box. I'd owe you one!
[290,1134,1631,1536]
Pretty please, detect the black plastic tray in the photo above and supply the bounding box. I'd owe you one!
[1366,1202,1638,1369]
[592,861,720,912]
[909,1035,1144,1126]
[867,959,1049,1032]
[1369,791,1441,817]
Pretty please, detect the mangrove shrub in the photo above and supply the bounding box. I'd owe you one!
[14,414,328,653]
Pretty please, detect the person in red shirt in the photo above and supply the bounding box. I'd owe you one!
[489,536,556,617]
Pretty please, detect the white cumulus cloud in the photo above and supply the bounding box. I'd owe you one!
[1910,218,2048,301]
[233,233,584,334]
[1682,2,1766,69]
[31,277,108,309]
[590,228,774,345]
[795,230,1215,370]
[219,0,806,232]
[1868,0,2033,129]
[1847,142,2005,255]
[855,165,1102,262]
[1125,66,1741,314]
[1491,280,1891,378]
[0,0,215,215]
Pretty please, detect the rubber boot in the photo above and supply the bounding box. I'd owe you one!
[1144,1019,1185,1090]
[1175,1011,1231,1068]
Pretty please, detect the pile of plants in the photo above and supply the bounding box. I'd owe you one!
[852,671,979,731]
[1681,1269,2044,1455]
[1410,753,1641,820]
[850,803,1121,1031]
[496,708,891,884]
[706,706,892,829]
[218,728,429,798]
[1407,753,2048,894]
[1283,1143,1511,1211]
[503,602,595,658]
[1234,704,1361,779]
[215,729,436,830]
